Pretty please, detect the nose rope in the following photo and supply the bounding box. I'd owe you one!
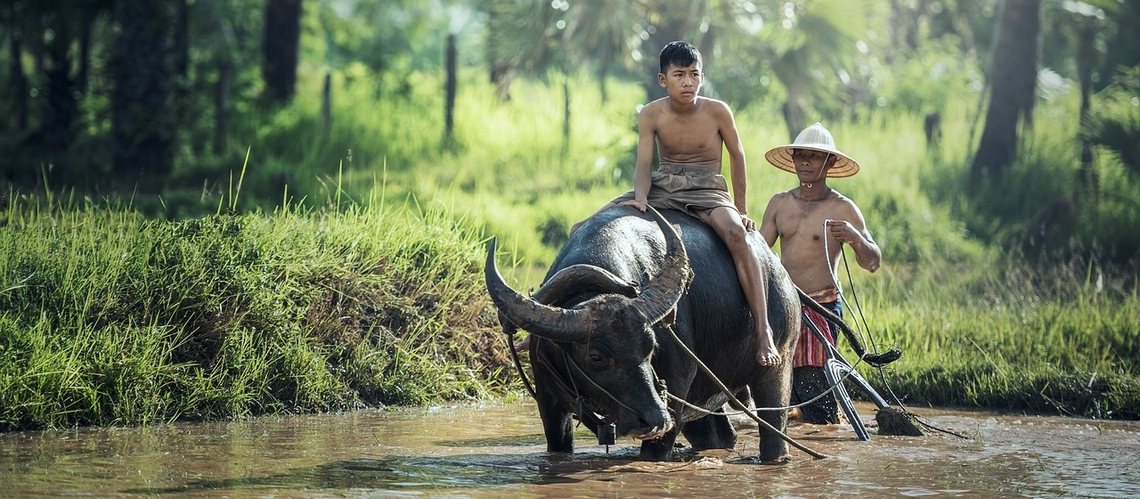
[559,348,666,424]
[527,336,660,431]
[505,331,538,400]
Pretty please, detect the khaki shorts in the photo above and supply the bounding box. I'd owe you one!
[611,163,737,217]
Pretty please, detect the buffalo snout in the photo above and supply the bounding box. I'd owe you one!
[619,407,674,441]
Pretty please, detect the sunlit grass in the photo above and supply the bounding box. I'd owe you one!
[847,253,1139,418]
[0,192,510,430]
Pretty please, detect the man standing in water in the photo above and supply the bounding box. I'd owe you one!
[759,122,881,424]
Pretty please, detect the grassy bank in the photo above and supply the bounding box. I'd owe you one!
[0,193,512,431]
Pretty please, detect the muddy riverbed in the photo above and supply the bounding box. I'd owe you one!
[1,400,1137,497]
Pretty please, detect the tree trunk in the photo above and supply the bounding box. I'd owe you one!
[444,33,457,149]
[8,28,28,132]
[77,21,91,95]
[1076,17,1097,192]
[203,0,236,155]
[320,72,331,140]
[173,0,190,151]
[970,0,1042,179]
[562,76,571,152]
[174,0,189,78]
[262,0,302,105]
[214,62,232,155]
[888,0,901,62]
[111,0,176,189]
[39,20,80,152]
[598,43,612,104]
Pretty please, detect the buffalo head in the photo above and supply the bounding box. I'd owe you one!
[484,207,691,441]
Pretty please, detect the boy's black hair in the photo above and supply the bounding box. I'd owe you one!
[659,40,702,74]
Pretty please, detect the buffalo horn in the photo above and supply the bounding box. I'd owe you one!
[484,238,593,343]
[633,207,692,325]
[533,264,640,305]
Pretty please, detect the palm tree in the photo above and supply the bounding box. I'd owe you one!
[480,0,563,101]
[478,0,875,140]
[758,0,879,140]
[556,0,642,103]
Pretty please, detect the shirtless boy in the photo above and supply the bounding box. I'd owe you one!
[758,122,881,423]
[568,40,779,366]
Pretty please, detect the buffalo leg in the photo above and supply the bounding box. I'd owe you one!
[750,378,791,463]
[681,412,737,450]
[540,408,575,453]
[638,429,679,460]
[534,387,576,452]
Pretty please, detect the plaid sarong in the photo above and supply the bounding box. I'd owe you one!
[610,163,738,217]
[792,287,841,368]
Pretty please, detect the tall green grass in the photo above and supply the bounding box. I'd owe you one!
[0,192,511,430]
[859,253,1139,419]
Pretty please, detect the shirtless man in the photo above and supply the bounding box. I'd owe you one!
[759,122,881,424]
[565,40,780,367]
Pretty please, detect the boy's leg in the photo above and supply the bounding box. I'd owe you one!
[699,207,781,366]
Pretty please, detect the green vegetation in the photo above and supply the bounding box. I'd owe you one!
[2,67,1136,430]
[0,187,512,431]
[3,0,1139,429]
[859,255,1139,419]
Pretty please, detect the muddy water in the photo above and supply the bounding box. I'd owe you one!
[1,400,1138,498]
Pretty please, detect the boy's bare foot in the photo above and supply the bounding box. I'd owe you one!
[755,330,782,366]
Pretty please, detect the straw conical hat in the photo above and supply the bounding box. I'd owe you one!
[764,122,860,178]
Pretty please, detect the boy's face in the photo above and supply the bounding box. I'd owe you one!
[658,61,703,103]
[791,149,837,183]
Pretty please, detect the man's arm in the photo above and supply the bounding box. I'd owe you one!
[758,195,781,248]
[828,201,881,272]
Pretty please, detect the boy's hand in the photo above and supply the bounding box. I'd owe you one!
[740,214,756,231]
[619,200,648,212]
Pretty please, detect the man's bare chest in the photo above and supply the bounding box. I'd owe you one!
[777,201,832,243]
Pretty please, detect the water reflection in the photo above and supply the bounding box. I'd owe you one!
[1,401,1137,498]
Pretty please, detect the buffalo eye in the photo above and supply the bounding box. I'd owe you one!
[588,351,606,365]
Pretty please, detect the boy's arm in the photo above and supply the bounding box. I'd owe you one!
[625,106,657,211]
[717,102,749,217]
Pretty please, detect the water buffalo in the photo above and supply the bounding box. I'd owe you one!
[484,205,801,462]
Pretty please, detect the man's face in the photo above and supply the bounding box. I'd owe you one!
[791,149,836,183]
[658,61,703,103]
